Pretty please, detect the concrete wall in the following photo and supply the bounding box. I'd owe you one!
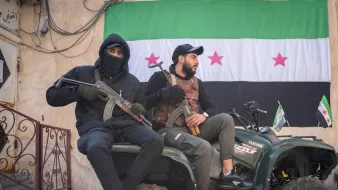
[321,0,338,149]
[15,0,338,189]
[18,0,105,189]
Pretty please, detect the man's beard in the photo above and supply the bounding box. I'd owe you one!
[182,61,196,78]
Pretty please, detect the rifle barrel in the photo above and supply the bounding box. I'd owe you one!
[61,78,96,88]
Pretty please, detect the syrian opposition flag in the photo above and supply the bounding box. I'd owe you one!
[316,95,333,128]
[273,102,287,132]
[104,0,331,127]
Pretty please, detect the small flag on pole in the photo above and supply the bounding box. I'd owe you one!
[316,95,333,128]
[273,101,289,132]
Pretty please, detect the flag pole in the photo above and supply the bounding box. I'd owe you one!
[278,101,291,127]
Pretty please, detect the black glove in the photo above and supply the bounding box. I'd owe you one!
[161,85,186,104]
[130,103,146,116]
[76,84,107,101]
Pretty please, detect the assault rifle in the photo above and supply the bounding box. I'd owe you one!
[149,61,201,136]
[55,76,152,128]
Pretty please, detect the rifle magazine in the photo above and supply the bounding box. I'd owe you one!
[103,99,116,122]
[165,107,184,128]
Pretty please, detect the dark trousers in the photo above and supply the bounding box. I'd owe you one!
[77,125,164,190]
[157,113,235,190]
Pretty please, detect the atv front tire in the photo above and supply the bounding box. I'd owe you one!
[281,177,330,190]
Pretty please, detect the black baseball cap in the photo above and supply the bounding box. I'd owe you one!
[106,43,126,57]
[107,43,122,49]
[172,44,204,63]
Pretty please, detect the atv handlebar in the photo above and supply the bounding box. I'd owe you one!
[228,103,325,143]
[227,101,267,132]
[226,108,254,131]
[243,101,267,114]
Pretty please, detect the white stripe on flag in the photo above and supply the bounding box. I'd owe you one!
[127,38,330,82]
[318,102,332,126]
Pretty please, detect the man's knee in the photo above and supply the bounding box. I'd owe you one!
[218,113,235,128]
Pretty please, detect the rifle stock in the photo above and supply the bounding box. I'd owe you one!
[55,76,152,128]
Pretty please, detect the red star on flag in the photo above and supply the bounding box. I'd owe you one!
[322,110,327,115]
[272,53,288,67]
[208,51,223,65]
[327,118,330,123]
[145,53,160,66]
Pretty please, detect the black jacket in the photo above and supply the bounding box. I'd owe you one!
[46,34,144,136]
[145,64,217,119]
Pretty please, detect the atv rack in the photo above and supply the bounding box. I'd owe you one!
[277,135,323,142]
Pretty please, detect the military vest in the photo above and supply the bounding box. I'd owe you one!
[152,71,199,127]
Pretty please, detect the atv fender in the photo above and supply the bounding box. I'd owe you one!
[254,138,337,190]
[111,143,198,190]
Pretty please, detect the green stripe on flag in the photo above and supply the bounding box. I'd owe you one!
[273,105,282,125]
[321,95,333,121]
[104,0,328,40]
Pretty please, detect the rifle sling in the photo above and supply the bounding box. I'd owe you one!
[170,73,177,85]
[94,69,101,82]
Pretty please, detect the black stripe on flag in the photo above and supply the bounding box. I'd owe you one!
[141,82,330,127]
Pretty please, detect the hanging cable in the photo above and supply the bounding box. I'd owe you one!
[45,0,123,36]
[19,0,123,58]
[83,0,100,12]
[49,22,96,58]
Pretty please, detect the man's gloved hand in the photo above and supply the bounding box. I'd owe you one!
[76,84,107,101]
[130,103,146,116]
[161,85,186,104]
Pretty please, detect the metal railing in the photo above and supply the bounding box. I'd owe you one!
[0,103,71,190]
[41,124,71,190]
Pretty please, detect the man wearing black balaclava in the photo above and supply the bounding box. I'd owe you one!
[46,33,164,190]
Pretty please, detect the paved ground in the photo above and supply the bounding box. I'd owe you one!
[324,165,338,189]
[1,167,337,190]
[0,173,50,190]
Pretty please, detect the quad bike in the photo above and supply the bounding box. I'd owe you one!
[111,101,337,190]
